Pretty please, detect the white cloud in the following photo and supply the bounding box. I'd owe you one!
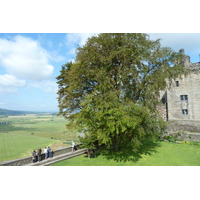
[66,33,95,46]
[0,87,19,94]
[0,74,26,87]
[65,33,97,55]
[49,51,65,62]
[149,33,200,55]
[29,80,58,94]
[66,33,200,59]
[0,35,54,81]
[0,74,26,94]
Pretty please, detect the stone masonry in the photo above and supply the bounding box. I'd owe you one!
[160,49,200,121]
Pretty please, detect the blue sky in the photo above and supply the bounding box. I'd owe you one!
[1,33,200,112]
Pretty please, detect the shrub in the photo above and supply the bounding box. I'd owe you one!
[189,141,200,146]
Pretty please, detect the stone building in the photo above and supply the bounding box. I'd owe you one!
[160,49,200,121]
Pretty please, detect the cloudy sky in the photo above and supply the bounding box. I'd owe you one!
[1,33,200,112]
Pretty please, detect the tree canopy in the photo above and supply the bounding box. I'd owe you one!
[57,33,185,161]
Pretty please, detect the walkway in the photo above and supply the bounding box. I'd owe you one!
[25,148,87,166]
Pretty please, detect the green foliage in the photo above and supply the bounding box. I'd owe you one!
[57,33,186,161]
[189,141,200,145]
[162,135,177,142]
[180,141,200,145]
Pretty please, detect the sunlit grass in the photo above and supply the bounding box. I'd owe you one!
[0,114,79,161]
[52,142,200,166]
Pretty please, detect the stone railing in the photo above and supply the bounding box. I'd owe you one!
[0,144,82,166]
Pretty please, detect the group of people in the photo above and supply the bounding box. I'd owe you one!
[32,141,77,163]
[32,147,53,163]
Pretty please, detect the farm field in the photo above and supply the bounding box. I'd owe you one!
[52,142,200,166]
[0,114,79,162]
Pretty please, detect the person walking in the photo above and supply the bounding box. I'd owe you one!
[72,141,75,152]
[37,148,42,162]
[44,147,48,159]
[32,150,37,163]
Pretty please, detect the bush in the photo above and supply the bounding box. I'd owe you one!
[185,141,190,145]
[189,141,200,146]
[180,141,186,144]
[162,135,177,142]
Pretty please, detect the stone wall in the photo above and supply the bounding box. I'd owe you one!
[163,120,200,141]
[165,120,200,133]
[157,103,167,121]
[167,71,200,120]
[159,49,200,121]
[176,133,200,142]
[0,144,81,166]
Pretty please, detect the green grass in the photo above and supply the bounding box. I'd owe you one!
[0,114,79,162]
[0,132,55,161]
[0,115,78,140]
[52,142,200,166]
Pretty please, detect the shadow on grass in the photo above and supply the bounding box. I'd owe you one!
[94,139,161,163]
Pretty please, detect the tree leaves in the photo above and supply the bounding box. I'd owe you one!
[57,33,186,160]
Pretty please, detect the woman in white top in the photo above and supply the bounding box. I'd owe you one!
[72,141,75,152]
[44,147,48,159]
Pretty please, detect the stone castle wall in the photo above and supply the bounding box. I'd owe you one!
[165,120,200,133]
[160,49,200,121]
[164,120,200,141]
[167,72,200,120]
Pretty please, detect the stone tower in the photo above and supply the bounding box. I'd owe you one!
[161,49,200,121]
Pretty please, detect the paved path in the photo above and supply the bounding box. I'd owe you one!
[25,149,87,166]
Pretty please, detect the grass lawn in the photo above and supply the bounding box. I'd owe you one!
[1,115,78,141]
[0,132,55,161]
[52,141,200,166]
[0,114,79,162]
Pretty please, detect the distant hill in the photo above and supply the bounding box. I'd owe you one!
[0,108,37,116]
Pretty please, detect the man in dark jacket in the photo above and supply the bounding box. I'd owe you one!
[37,148,42,162]
[32,150,37,163]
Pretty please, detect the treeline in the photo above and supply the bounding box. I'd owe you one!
[0,108,36,116]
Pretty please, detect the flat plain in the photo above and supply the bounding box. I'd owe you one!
[0,114,78,162]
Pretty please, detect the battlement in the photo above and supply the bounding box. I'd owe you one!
[180,48,200,70]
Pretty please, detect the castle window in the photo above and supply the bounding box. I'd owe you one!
[176,81,179,87]
[180,95,188,101]
[182,109,188,115]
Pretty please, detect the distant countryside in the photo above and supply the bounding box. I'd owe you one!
[0,113,78,162]
[2,33,200,166]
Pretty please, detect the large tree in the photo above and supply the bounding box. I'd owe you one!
[57,33,185,160]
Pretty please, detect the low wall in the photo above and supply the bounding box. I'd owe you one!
[163,120,200,141]
[0,144,81,166]
[176,133,200,142]
[162,131,200,142]
[166,120,200,133]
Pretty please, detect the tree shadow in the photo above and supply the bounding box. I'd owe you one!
[95,138,161,163]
